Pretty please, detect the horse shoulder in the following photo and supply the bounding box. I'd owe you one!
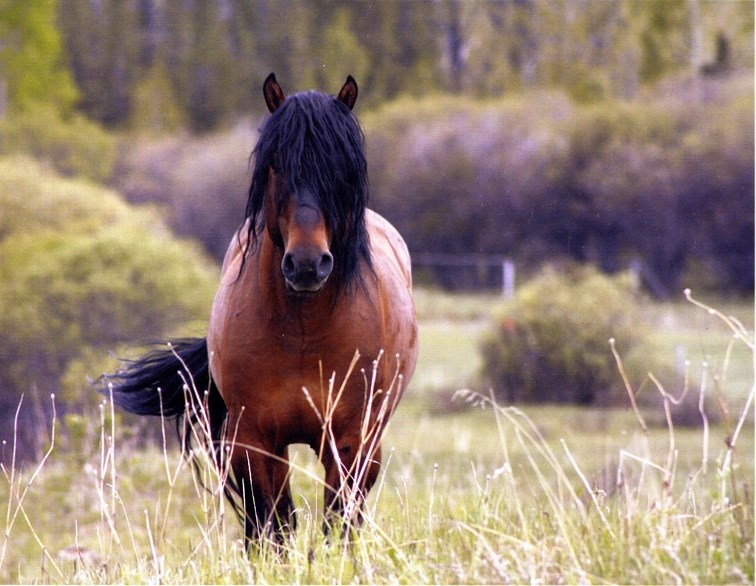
[364,209,418,379]
[365,209,412,288]
[218,221,250,280]
[208,221,254,390]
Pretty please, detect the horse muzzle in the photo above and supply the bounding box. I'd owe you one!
[282,249,334,292]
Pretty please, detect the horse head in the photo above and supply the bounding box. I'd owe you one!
[244,73,370,294]
[266,169,335,292]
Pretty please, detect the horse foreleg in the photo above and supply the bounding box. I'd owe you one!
[321,441,381,536]
[231,445,295,549]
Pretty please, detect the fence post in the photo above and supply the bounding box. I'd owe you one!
[502,259,515,298]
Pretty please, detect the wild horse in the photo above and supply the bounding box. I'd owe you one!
[101,74,418,547]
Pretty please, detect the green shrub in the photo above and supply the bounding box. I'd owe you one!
[0,106,116,182]
[112,123,255,260]
[0,157,217,422]
[480,266,645,405]
[0,155,157,240]
[0,225,216,402]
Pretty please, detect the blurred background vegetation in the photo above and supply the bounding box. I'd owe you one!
[0,0,752,460]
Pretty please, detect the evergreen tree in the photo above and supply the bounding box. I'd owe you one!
[101,0,143,125]
[51,0,755,128]
[186,0,235,131]
[226,0,260,113]
[638,0,690,82]
[349,1,403,101]
[316,8,370,92]
[130,53,186,134]
[57,0,107,120]
[0,0,78,116]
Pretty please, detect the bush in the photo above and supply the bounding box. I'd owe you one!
[0,106,116,182]
[0,224,216,417]
[0,155,157,239]
[112,121,257,260]
[0,157,217,460]
[108,72,754,294]
[480,266,646,405]
[568,86,754,291]
[363,73,753,294]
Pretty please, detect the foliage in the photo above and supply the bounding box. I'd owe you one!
[0,226,215,391]
[0,107,116,182]
[315,8,370,92]
[129,57,186,135]
[0,1,115,181]
[52,0,754,131]
[0,156,152,241]
[365,72,753,294]
[0,0,78,115]
[2,0,744,295]
[567,82,754,291]
[0,157,217,458]
[480,266,645,405]
[364,91,571,262]
[112,123,255,260]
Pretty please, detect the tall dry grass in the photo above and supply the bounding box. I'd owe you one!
[0,291,752,583]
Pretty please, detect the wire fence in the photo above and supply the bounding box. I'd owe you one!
[411,253,515,297]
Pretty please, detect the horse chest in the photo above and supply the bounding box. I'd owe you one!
[210,295,384,437]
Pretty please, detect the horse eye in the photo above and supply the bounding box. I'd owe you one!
[275,186,291,213]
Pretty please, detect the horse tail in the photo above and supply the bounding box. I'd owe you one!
[100,338,227,453]
[101,339,248,523]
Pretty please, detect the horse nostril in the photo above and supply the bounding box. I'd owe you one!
[282,249,332,291]
[282,252,296,281]
[318,252,334,280]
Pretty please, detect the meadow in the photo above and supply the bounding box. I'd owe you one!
[0,288,752,584]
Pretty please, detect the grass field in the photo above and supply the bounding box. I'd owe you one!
[0,288,752,584]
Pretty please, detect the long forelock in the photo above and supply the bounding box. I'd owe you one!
[243,91,371,289]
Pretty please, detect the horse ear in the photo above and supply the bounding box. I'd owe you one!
[336,76,358,110]
[263,73,285,113]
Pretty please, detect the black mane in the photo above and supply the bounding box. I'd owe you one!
[243,89,371,291]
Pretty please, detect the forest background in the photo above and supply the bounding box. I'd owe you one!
[2,0,753,290]
[0,0,753,459]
